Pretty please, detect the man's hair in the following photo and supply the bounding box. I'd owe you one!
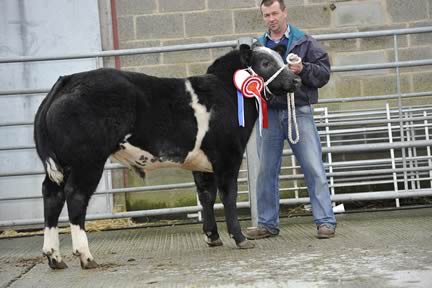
[260,0,286,10]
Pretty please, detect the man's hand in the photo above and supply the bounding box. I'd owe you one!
[288,62,303,74]
[287,53,303,74]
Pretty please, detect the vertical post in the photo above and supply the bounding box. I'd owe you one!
[324,107,335,202]
[237,37,259,226]
[409,111,420,189]
[394,34,405,207]
[291,155,299,199]
[424,111,432,188]
[96,56,113,214]
[406,111,418,190]
[246,125,259,227]
[110,0,121,69]
[104,161,114,216]
[386,103,399,197]
[98,0,126,214]
[196,193,203,222]
[237,37,254,48]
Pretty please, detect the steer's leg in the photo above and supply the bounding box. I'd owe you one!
[64,163,105,269]
[193,171,222,247]
[217,171,255,249]
[42,175,68,269]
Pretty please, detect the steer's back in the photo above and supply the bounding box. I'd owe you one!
[35,68,138,167]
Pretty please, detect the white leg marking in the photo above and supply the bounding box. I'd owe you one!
[184,80,213,172]
[70,224,94,264]
[46,157,64,185]
[43,227,63,262]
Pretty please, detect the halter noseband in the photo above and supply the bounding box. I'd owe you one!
[246,65,285,101]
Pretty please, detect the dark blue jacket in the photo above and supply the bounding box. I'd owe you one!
[257,25,331,108]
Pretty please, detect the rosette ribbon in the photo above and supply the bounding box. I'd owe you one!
[233,69,267,135]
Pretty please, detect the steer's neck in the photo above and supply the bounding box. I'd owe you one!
[206,50,260,146]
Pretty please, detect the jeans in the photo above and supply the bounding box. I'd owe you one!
[256,105,336,233]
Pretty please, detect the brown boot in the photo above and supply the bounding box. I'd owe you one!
[317,224,336,239]
[245,226,278,240]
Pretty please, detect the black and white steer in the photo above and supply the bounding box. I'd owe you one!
[34,43,301,269]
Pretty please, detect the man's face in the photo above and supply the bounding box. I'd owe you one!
[261,1,288,35]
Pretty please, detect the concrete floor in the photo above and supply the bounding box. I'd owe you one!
[1,207,432,288]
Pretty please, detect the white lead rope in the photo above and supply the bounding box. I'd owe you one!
[286,53,301,144]
[287,92,299,144]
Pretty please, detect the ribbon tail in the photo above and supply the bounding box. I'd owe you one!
[237,90,245,127]
[261,97,268,128]
[255,94,263,136]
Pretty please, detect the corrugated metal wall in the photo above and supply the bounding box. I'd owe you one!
[0,0,111,223]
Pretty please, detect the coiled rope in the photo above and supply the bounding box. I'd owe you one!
[286,53,301,144]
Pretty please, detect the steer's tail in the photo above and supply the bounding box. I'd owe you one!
[34,76,68,185]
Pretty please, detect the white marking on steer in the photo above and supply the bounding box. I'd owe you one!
[111,81,213,173]
[113,142,178,170]
[256,46,285,67]
[124,133,132,141]
[184,80,212,172]
[46,157,63,185]
[70,224,94,263]
[43,227,62,262]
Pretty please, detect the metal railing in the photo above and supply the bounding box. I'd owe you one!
[1,26,431,228]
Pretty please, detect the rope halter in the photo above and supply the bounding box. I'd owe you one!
[246,53,301,144]
[246,66,285,101]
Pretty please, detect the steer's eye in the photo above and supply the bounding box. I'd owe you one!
[262,61,270,68]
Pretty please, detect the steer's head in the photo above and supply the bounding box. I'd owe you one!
[239,43,301,94]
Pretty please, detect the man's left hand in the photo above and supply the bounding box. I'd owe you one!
[288,62,303,74]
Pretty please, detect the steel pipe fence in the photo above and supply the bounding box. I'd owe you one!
[3,121,431,152]
[1,26,430,65]
[2,139,431,198]
[1,27,432,228]
[0,40,240,64]
[283,104,432,211]
[2,188,432,228]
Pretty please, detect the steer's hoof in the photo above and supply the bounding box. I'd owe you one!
[236,240,255,249]
[80,259,98,269]
[47,257,68,270]
[205,237,223,247]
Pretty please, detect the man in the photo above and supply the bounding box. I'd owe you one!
[245,0,336,239]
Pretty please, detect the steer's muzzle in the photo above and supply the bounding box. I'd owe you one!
[284,74,302,93]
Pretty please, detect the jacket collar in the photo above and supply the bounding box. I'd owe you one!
[260,25,306,47]
[286,25,305,43]
[264,25,290,41]
[257,24,307,58]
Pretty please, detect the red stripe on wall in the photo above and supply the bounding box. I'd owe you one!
[110,0,121,69]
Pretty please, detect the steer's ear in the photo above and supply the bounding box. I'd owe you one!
[239,44,252,67]
[272,44,287,58]
[251,41,262,49]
